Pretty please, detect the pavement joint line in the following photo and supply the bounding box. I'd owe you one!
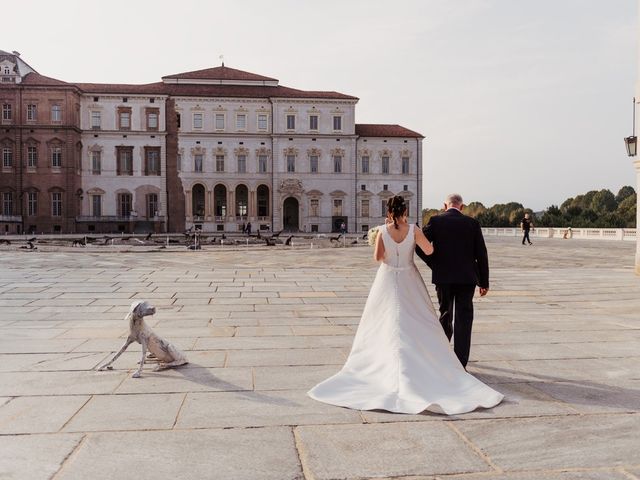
[292,426,314,480]
[445,421,503,474]
[171,393,188,430]
[50,432,87,480]
[58,395,93,432]
[620,467,640,480]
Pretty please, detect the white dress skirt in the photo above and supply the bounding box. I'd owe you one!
[308,223,504,415]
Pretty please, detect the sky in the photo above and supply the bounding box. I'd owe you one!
[3,0,637,210]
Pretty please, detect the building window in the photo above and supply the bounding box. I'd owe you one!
[51,192,62,217]
[383,184,388,190]
[361,156,369,174]
[194,154,203,173]
[145,147,161,175]
[361,184,366,191]
[215,113,225,130]
[382,156,390,174]
[51,105,62,123]
[286,154,295,173]
[91,195,102,216]
[310,198,319,217]
[332,116,342,131]
[333,155,342,173]
[146,193,158,218]
[257,114,268,131]
[361,199,369,217]
[193,113,203,130]
[2,192,13,215]
[2,104,12,122]
[116,147,133,175]
[403,184,408,191]
[405,200,410,215]
[27,192,38,216]
[216,155,225,172]
[257,185,269,216]
[237,154,246,173]
[176,113,181,129]
[309,115,318,131]
[309,155,318,173]
[286,114,295,130]
[381,200,387,216]
[258,154,267,173]
[236,114,246,130]
[118,108,131,130]
[332,198,343,216]
[91,151,101,175]
[146,109,159,130]
[51,147,62,168]
[2,148,12,168]
[361,224,369,232]
[91,111,101,129]
[118,193,132,217]
[27,104,37,122]
[402,157,410,174]
[27,146,38,168]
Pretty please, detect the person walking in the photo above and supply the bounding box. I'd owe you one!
[520,213,533,245]
[415,193,489,369]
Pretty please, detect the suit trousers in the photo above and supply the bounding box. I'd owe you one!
[435,283,476,368]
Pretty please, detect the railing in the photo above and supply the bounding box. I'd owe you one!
[0,215,21,222]
[482,227,637,242]
[76,216,165,222]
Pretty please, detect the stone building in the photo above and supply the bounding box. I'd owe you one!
[0,50,82,234]
[0,51,423,234]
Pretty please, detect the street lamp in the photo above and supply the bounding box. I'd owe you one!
[624,97,637,156]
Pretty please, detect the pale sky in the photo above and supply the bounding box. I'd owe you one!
[3,0,637,210]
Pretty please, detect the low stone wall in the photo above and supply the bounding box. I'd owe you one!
[482,227,637,241]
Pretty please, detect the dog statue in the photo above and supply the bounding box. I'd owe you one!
[97,300,188,378]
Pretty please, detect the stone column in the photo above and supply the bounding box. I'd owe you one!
[185,190,192,218]
[205,188,212,221]
[249,189,257,219]
[228,188,235,221]
[633,160,640,275]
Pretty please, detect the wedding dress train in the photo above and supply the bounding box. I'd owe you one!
[308,224,503,415]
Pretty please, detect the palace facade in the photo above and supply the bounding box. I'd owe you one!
[0,50,423,234]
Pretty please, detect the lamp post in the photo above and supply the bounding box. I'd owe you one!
[624,97,637,156]
[626,97,640,274]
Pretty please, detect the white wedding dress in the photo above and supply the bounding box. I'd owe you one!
[308,223,504,415]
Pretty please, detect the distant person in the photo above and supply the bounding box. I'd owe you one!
[520,213,533,245]
[241,222,246,234]
[246,222,252,236]
[340,221,346,234]
[563,227,572,239]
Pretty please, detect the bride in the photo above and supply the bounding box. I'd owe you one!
[308,196,503,415]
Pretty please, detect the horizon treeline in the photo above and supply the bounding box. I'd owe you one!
[421,186,637,228]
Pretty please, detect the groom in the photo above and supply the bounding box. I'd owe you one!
[416,193,489,368]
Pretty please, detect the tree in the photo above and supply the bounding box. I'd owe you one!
[616,194,637,227]
[615,186,636,204]
[590,189,616,213]
[421,208,440,225]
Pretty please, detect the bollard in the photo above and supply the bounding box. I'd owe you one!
[310,242,313,250]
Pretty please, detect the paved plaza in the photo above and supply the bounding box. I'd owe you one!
[0,237,639,480]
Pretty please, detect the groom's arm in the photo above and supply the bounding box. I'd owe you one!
[415,219,434,266]
[474,221,489,289]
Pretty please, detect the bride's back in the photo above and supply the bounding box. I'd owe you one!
[380,222,415,268]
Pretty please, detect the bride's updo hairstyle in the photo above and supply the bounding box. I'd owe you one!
[387,195,407,229]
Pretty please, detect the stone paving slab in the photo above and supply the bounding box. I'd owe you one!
[0,395,89,433]
[455,414,640,471]
[55,427,303,480]
[63,393,185,432]
[295,422,491,478]
[0,433,83,480]
[175,389,361,429]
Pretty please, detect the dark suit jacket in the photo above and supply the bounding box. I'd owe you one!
[415,209,489,288]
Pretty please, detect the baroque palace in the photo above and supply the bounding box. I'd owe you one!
[0,50,423,234]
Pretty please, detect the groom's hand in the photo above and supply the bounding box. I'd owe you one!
[479,287,488,297]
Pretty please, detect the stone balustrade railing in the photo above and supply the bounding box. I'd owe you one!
[482,227,637,241]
